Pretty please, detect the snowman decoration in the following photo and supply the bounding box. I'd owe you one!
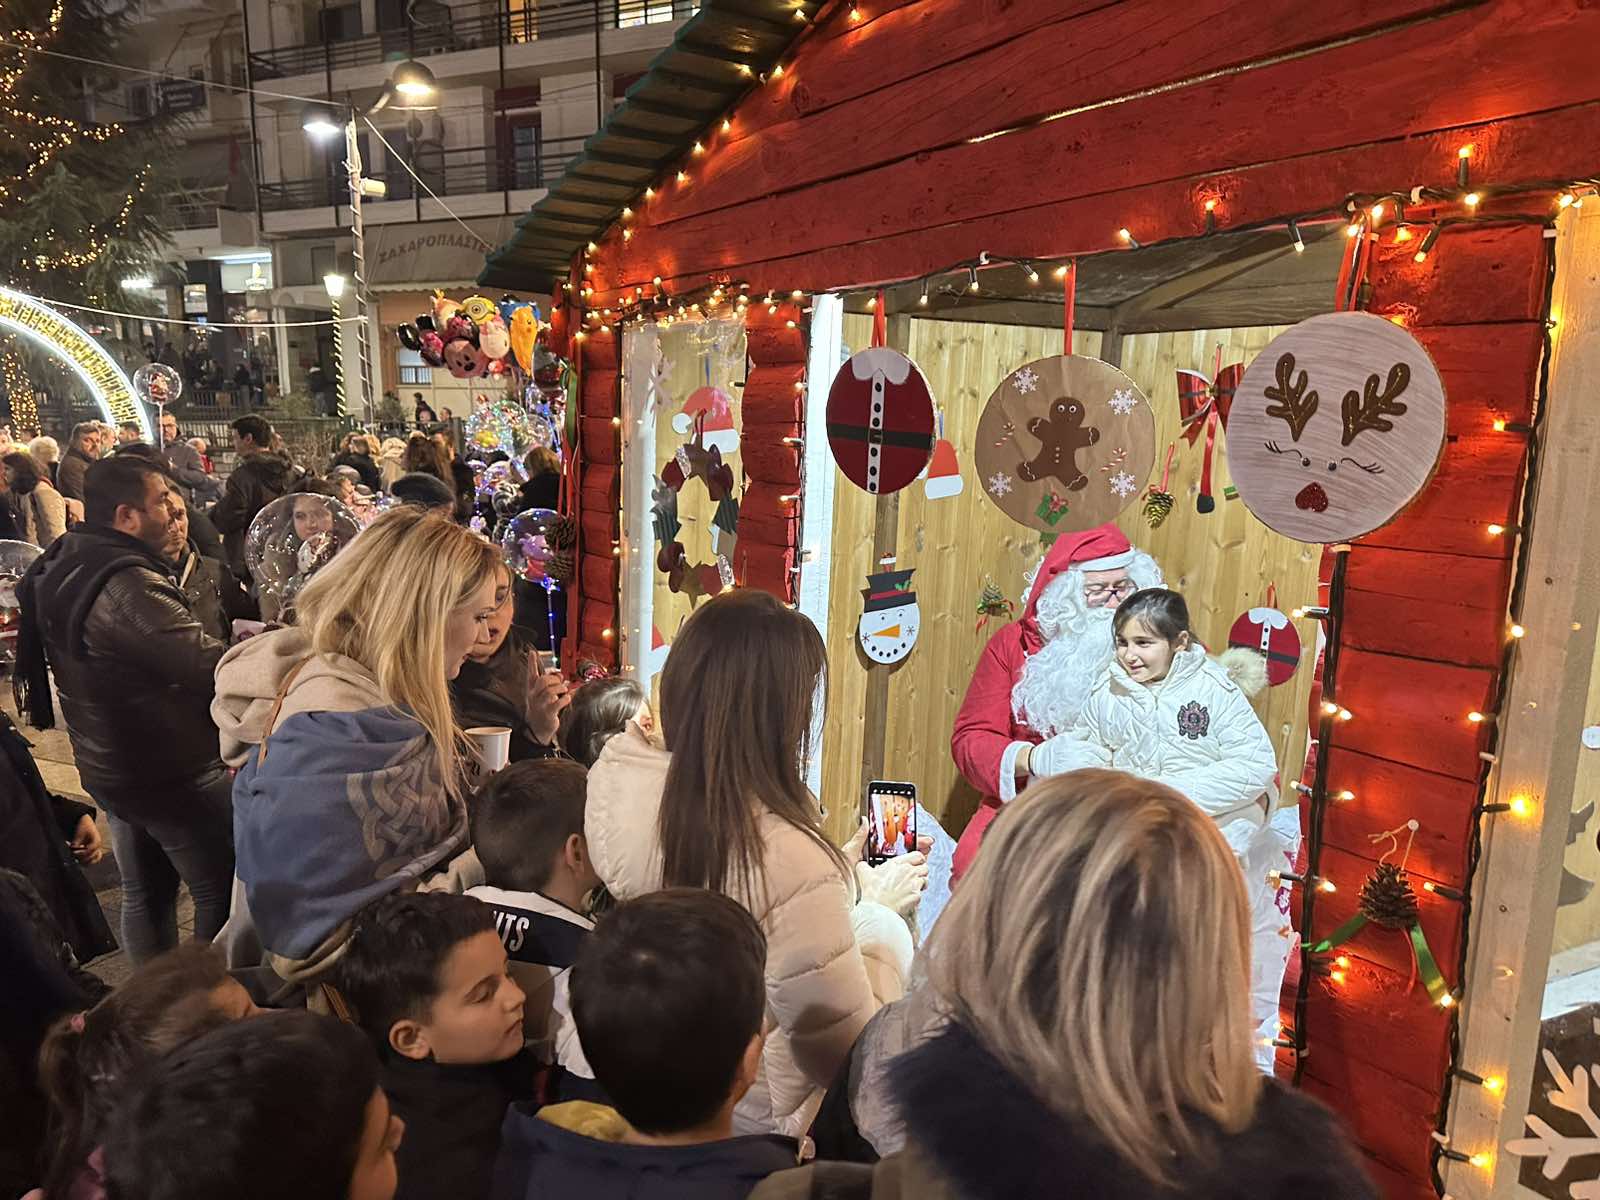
[857,569,920,665]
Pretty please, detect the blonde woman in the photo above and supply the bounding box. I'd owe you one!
[377,436,408,490]
[754,770,1377,1200]
[211,507,503,984]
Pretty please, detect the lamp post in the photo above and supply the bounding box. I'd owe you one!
[323,272,347,418]
[302,60,437,426]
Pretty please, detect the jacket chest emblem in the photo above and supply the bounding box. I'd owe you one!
[1176,701,1211,741]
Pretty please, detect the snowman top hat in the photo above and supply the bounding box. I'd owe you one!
[863,569,916,611]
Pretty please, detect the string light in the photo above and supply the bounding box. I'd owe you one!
[1509,623,1526,639]
[1423,880,1466,901]
[918,280,929,306]
[1053,264,1069,278]
[1287,219,1305,253]
[967,267,980,292]
[1394,225,1412,243]
[1414,226,1442,263]
[1467,710,1492,724]
[1463,191,1482,209]
[1456,144,1473,188]
[1118,227,1140,249]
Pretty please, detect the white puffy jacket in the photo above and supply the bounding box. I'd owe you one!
[1033,644,1278,847]
[584,726,915,1138]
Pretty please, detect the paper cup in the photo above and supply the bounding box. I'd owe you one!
[465,726,512,774]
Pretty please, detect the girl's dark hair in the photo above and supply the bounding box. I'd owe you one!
[561,676,646,767]
[658,589,842,894]
[103,1011,379,1200]
[402,433,450,481]
[38,943,232,1197]
[3,451,41,494]
[1112,588,1193,643]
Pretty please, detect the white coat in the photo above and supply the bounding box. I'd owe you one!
[1033,643,1277,848]
[584,726,915,1138]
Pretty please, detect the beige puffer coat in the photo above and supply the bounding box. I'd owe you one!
[585,726,915,1138]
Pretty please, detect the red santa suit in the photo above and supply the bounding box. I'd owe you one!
[950,525,1160,882]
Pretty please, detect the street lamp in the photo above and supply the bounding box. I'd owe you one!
[323,272,347,418]
[301,60,437,424]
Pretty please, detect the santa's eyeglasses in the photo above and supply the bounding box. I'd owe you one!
[1082,579,1138,604]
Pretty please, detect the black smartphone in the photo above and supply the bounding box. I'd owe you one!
[865,780,918,865]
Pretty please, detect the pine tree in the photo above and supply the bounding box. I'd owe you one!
[0,0,174,305]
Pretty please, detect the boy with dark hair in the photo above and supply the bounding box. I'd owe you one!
[212,413,295,581]
[493,889,798,1200]
[339,891,532,1200]
[466,760,600,1095]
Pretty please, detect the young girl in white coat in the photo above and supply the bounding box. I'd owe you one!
[1029,588,1295,1064]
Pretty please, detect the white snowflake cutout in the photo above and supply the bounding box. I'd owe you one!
[1507,1046,1600,1196]
[716,554,735,589]
[1109,387,1139,415]
[1011,367,1039,394]
[1109,470,1138,499]
[987,471,1015,497]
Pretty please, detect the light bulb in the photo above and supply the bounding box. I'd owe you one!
[1487,523,1506,536]
[1468,711,1487,723]
[693,141,705,154]
[1493,418,1507,431]
[1464,191,1481,208]
[1559,191,1576,208]
[1509,795,1531,817]
[1054,264,1069,278]
[1510,624,1526,639]
[1439,992,1457,1008]
[1370,203,1385,220]
[1329,968,1347,985]
[1395,226,1412,243]
[1346,223,1362,238]
[1483,1076,1505,1094]
[1118,227,1132,242]
[1335,955,1350,969]
[1318,878,1337,893]
[1204,198,1217,212]
[1468,1152,1490,1169]
[1458,144,1473,160]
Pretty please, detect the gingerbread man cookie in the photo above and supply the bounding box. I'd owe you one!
[1017,397,1100,490]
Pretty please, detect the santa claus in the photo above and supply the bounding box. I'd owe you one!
[950,524,1163,881]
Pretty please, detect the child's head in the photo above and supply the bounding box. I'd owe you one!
[339,891,525,1065]
[571,889,767,1136]
[560,675,650,766]
[38,944,256,1195]
[103,1011,400,1200]
[1112,588,1192,684]
[470,758,599,897]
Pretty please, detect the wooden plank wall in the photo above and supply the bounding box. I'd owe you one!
[817,315,1321,849]
[1282,220,1546,1198]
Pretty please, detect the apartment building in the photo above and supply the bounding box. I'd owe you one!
[123,0,690,415]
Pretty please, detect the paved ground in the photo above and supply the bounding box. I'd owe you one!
[8,691,193,990]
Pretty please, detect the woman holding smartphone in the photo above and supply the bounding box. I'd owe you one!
[450,560,570,762]
[584,589,928,1138]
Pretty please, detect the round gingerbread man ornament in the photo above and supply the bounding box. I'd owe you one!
[974,355,1156,533]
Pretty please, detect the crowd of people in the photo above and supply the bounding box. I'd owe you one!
[0,412,1382,1200]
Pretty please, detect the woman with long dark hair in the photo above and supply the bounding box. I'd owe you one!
[585,589,925,1137]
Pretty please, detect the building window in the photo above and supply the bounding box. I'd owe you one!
[397,348,430,386]
[615,0,685,28]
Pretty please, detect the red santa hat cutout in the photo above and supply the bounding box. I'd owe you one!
[672,382,739,455]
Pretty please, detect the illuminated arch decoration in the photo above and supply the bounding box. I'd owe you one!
[0,288,147,436]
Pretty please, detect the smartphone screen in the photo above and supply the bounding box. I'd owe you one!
[865,781,917,864]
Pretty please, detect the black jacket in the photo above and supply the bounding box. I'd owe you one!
[17,527,227,797]
[175,542,250,642]
[331,450,382,492]
[383,1051,537,1200]
[451,631,558,764]
[55,446,94,502]
[493,1105,798,1200]
[450,459,476,523]
[0,713,115,963]
[756,1024,1378,1200]
[211,449,298,577]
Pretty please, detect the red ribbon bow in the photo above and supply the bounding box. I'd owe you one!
[1176,350,1244,515]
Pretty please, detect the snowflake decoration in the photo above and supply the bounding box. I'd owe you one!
[1011,366,1039,394]
[1109,387,1139,415]
[987,471,1015,497]
[717,554,735,589]
[1109,471,1139,499]
[1507,1041,1600,1197]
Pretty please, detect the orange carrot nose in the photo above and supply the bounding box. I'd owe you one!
[872,625,901,639]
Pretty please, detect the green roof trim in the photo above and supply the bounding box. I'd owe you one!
[477,0,806,292]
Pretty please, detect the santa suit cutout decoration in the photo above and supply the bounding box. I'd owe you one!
[1225,311,1446,544]
[858,569,920,665]
[974,355,1156,533]
[1227,606,1302,687]
[826,348,935,495]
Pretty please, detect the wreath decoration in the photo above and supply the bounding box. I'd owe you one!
[652,427,740,603]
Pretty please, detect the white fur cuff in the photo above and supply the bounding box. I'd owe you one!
[998,741,1028,803]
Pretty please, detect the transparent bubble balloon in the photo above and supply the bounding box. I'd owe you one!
[465,397,538,458]
[475,458,528,506]
[132,362,182,408]
[0,540,40,665]
[526,410,555,452]
[245,493,359,620]
[500,508,560,584]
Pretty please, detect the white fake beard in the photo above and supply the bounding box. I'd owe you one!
[1011,553,1164,738]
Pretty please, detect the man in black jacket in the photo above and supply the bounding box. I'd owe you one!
[17,455,233,962]
[331,431,382,492]
[157,409,219,505]
[211,413,297,582]
[54,422,100,502]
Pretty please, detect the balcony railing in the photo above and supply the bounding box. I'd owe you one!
[168,185,235,231]
[248,0,694,79]
[259,137,584,212]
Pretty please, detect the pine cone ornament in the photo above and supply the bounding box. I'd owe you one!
[1143,487,1175,529]
[1357,862,1419,929]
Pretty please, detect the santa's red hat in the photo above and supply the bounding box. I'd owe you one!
[1020,524,1135,630]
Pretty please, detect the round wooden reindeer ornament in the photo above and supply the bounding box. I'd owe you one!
[825,348,936,496]
[974,356,1156,533]
[1226,312,1447,544]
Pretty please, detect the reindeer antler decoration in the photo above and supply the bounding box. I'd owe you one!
[1341,362,1411,446]
[1263,352,1319,442]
